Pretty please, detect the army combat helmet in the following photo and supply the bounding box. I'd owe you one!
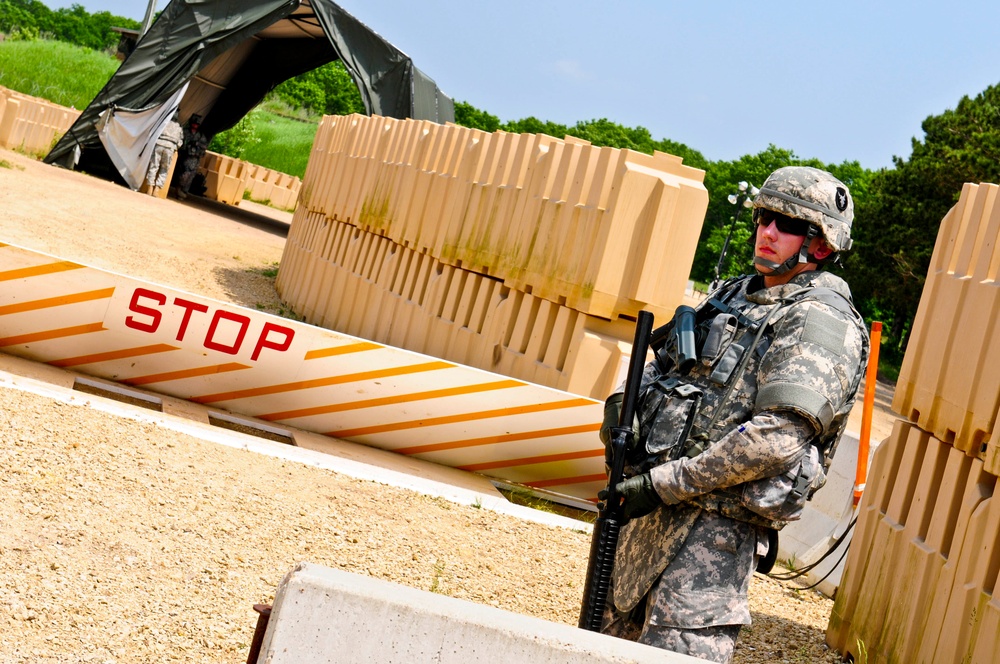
[752,166,854,275]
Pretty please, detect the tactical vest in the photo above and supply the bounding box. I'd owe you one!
[630,274,869,529]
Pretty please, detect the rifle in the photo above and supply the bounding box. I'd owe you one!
[578,309,654,631]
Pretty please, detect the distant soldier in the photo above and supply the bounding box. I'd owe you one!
[145,115,183,197]
[600,167,870,663]
[176,114,208,199]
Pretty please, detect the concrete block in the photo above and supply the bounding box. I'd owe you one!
[257,562,699,664]
[828,419,1000,664]
[894,183,1000,461]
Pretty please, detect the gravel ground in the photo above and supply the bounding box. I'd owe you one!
[0,149,866,662]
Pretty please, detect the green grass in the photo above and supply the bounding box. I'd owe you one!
[240,106,318,179]
[0,39,119,110]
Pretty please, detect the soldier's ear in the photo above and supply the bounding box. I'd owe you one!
[812,240,833,261]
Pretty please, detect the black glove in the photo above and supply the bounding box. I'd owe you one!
[616,473,661,520]
[601,393,624,471]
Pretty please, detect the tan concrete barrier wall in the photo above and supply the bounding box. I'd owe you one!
[892,182,1000,465]
[828,420,1000,663]
[199,152,300,209]
[0,86,79,155]
[278,114,707,398]
[200,151,251,205]
[828,182,1000,662]
[246,163,301,210]
[293,114,707,322]
[278,213,635,399]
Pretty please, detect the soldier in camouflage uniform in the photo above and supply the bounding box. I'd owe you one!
[599,166,870,663]
[176,114,208,199]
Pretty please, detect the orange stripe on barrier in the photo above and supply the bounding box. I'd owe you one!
[0,261,83,281]
[0,322,105,347]
[0,288,116,316]
[399,423,601,456]
[50,343,179,368]
[124,362,252,386]
[259,379,525,421]
[329,398,595,438]
[523,473,607,489]
[304,342,382,359]
[191,360,454,404]
[457,445,603,472]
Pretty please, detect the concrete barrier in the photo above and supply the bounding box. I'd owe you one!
[256,561,702,663]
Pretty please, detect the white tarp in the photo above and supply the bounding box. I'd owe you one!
[96,84,188,190]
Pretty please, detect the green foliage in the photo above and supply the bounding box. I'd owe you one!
[0,1,139,51]
[453,100,501,132]
[845,84,1000,368]
[237,107,318,179]
[272,61,365,117]
[453,100,709,172]
[208,112,261,159]
[0,38,118,109]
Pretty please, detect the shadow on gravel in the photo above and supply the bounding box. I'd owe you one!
[739,608,840,662]
[212,265,292,318]
[174,194,291,239]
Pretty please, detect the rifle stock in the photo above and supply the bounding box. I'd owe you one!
[578,310,654,631]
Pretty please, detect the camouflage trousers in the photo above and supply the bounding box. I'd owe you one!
[178,156,202,192]
[145,145,176,189]
[602,607,741,663]
[601,509,760,663]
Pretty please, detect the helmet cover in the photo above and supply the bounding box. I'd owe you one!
[753,166,854,252]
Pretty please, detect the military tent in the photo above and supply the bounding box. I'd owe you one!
[45,0,454,187]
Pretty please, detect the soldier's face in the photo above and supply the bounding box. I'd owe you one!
[754,214,826,284]
[755,215,807,264]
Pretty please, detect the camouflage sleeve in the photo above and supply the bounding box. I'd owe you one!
[754,299,867,435]
[649,410,815,504]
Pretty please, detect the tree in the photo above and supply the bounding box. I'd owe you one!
[272,61,365,118]
[453,101,500,132]
[844,83,1000,366]
[0,1,138,48]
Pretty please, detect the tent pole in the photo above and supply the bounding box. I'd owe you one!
[141,0,158,37]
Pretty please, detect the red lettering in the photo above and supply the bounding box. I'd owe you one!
[125,288,165,333]
[252,322,295,361]
[173,298,209,341]
[204,310,250,355]
[124,290,294,362]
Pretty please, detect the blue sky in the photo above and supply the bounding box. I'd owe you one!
[50,0,1000,170]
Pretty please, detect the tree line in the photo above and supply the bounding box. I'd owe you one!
[4,1,996,375]
[0,1,138,49]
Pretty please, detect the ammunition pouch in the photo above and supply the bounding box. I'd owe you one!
[630,377,703,474]
[740,444,826,522]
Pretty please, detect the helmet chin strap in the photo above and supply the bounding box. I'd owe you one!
[753,225,820,276]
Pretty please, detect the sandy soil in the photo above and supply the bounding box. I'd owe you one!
[0,147,897,663]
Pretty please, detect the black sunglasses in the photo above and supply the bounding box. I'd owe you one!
[755,209,812,237]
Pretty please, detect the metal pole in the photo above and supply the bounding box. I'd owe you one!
[712,206,743,288]
[140,0,158,37]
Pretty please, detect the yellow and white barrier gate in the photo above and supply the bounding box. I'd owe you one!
[0,243,606,502]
